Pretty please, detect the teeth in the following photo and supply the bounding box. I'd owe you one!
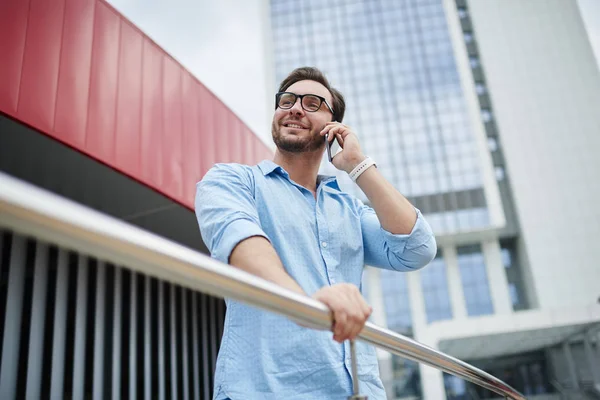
[286,124,304,129]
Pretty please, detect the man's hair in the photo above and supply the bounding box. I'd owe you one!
[277,67,346,123]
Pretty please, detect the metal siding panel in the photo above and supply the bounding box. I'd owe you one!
[162,57,184,199]
[140,39,164,188]
[71,255,89,400]
[115,20,143,175]
[129,272,137,400]
[244,127,255,165]
[86,2,120,164]
[144,275,151,400]
[169,285,178,400]
[18,0,65,133]
[24,242,49,399]
[225,117,243,163]
[0,0,30,115]
[200,294,210,400]
[214,102,231,164]
[190,292,200,400]
[198,86,216,176]
[0,234,26,399]
[54,0,95,148]
[157,281,166,400]
[93,262,106,400]
[181,72,201,205]
[111,267,122,400]
[216,300,224,342]
[50,249,69,399]
[181,289,190,400]
[208,296,217,379]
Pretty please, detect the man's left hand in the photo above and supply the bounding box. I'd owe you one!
[320,122,366,173]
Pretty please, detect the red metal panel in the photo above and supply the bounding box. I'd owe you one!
[114,20,143,176]
[86,2,120,163]
[140,38,164,188]
[181,71,201,205]
[212,100,230,164]
[18,0,65,133]
[244,126,255,165]
[0,0,273,210]
[230,117,242,163]
[0,0,30,115]
[162,56,183,199]
[54,0,95,148]
[198,88,215,175]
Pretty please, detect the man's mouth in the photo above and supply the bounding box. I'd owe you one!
[283,122,308,129]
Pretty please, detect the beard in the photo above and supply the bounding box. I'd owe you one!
[271,120,324,153]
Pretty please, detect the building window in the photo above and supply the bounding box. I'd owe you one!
[481,109,493,122]
[457,244,494,316]
[487,137,498,152]
[457,7,468,19]
[475,82,486,95]
[381,269,413,335]
[463,32,473,43]
[495,166,505,181]
[501,241,529,310]
[469,56,480,68]
[420,253,453,323]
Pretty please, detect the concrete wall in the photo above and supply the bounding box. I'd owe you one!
[467,0,600,309]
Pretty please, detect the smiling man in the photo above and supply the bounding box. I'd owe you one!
[195,67,437,400]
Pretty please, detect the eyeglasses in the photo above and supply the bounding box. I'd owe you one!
[276,92,334,115]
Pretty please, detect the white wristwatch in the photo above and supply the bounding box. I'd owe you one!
[348,157,377,182]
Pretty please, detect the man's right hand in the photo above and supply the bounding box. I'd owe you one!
[312,284,372,343]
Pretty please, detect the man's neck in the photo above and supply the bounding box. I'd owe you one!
[272,149,324,193]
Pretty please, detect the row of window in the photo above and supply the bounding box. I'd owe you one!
[380,243,503,330]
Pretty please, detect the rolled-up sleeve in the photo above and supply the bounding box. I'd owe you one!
[360,205,437,271]
[195,164,269,264]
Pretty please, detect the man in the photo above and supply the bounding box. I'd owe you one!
[195,67,436,400]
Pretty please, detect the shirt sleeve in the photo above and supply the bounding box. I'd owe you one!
[195,163,269,264]
[359,203,437,271]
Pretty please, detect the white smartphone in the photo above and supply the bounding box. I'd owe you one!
[325,133,343,162]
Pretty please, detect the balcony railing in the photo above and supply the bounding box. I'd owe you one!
[0,171,525,400]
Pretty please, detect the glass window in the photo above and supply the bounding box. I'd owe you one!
[475,83,486,95]
[457,245,494,316]
[463,31,473,43]
[421,254,453,323]
[469,56,480,68]
[495,166,505,181]
[457,7,468,19]
[487,137,498,152]
[381,269,412,334]
[481,109,493,122]
[501,240,529,311]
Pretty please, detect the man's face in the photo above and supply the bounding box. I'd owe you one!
[271,80,334,153]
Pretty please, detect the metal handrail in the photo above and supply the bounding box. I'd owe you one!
[0,171,525,400]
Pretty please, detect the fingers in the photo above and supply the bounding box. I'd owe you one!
[314,284,372,343]
[321,122,351,140]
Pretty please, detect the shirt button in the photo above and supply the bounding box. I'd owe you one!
[321,241,328,248]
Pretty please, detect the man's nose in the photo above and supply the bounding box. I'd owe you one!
[288,98,305,116]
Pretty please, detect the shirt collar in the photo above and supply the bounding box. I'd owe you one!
[257,160,341,191]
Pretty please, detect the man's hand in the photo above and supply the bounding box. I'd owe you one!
[312,284,372,343]
[320,122,366,173]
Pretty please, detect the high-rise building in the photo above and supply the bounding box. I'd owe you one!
[270,0,600,398]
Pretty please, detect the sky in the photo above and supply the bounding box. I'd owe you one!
[106,0,600,141]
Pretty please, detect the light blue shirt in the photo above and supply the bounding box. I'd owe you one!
[195,160,437,400]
